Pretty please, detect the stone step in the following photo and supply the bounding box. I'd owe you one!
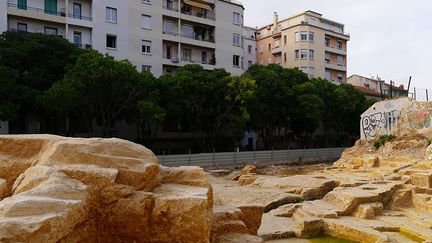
[258,213,295,241]
[378,216,432,241]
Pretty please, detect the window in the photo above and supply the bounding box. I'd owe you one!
[309,32,314,42]
[248,60,252,68]
[309,50,314,59]
[163,20,176,35]
[182,24,194,38]
[44,27,57,35]
[233,12,241,25]
[274,39,280,48]
[201,51,207,64]
[300,31,308,41]
[141,15,151,29]
[142,65,151,72]
[295,50,299,59]
[283,35,287,45]
[309,67,315,77]
[325,70,332,80]
[233,34,240,46]
[106,34,117,48]
[295,32,300,42]
[44,0,57,15]
[325,37,330,47]
[337,55,343,66]
[284,52,287,63]
[325,53,330,64]
[166,0,173,9]
[17,23,27,32]
[73,3,81,19]
[18,0,27,10]
[268,43,271,51]
[337,41,343,50]
[106,7,117,23]
[300,49,308,59]
[142,40,151,53]
[248,45,252,54]
[337,72,344,82]
[183,48,192,62]
[233,55,240,67]
[142,0,151,4]
[73,31,82,47]
[259,45,264,53]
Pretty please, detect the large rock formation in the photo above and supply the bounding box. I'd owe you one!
[0,135,218,242]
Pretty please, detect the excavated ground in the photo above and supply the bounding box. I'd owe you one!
[210,133,432,243]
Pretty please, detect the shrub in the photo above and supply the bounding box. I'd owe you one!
[373,134,395,149]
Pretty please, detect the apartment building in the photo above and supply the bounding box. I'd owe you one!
[1,0,247,77]
[256,11,350,84]
[347,74,408,99]
[242,25,257,70]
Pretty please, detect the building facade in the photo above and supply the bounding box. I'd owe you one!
[347,74,408,99]
[242,25,257,70]
[1,0,247,77]
[256,11,350,84]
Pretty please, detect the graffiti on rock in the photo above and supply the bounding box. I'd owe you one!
[409,111,431,129]
[362,110,400,139]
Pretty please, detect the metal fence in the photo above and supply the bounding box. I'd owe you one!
[157,147,347,167]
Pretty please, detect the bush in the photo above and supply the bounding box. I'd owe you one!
[373,134,395,149]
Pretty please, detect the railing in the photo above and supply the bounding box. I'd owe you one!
[158,147,347,167]
[74,43,93,49]
[163,55,180,63]
[67,13,92,21]
[162,30,179,36]
[181,57,215,65]
[180,8,215,21]
[181,33,215,43]
[162,2,179,12]
[7,3,66,17]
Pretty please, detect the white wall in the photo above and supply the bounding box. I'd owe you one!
[0,121,8,134]
[360,98,411,140]
[8,16,66,35]
[214,1,244,76]
[0,0,7,33]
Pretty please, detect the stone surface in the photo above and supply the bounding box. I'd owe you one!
[411,172,432,188]
[0,135,214,243]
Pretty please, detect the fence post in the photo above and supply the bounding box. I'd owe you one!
[212,148,216,166]
[161,150,165,165]
[286,146,289,161]
[188,149,191,166]
[303,146,306,160]
[233,147,237,164]
[316,146,319,160]
[271,147,274,161]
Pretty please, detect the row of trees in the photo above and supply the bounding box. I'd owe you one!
[0,31,374,152]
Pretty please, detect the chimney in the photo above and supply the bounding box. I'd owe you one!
[274,12,279,32]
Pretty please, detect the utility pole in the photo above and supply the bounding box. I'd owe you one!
[389,80,393,98]
[379,82,384,101]
[427,89,429,101]
[407,76,412,97]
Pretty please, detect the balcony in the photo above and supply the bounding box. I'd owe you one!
[7,3,66,24]
[325,62,347,72]
[272,46,282,55]
[67,13,92,21]
[325,46,347,55]
[181,32,214,43]
[163,2,179,12]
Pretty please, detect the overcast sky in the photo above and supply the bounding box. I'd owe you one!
[241,0,432,98]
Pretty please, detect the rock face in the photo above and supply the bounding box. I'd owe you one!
[0,135,213,243]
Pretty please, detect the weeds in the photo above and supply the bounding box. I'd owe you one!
[373,134,396,149]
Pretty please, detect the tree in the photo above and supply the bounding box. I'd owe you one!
[0,31,81,132]
[135,71,166,148]
[245,64,310,149]
[42,51,142,137]
[0,66,18,121]
[163,65,255,152]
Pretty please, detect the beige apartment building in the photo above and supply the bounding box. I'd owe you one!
[256,11,350,84]
[0,0,247,77]
[347,74,407,99]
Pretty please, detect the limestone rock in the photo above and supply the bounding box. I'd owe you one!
[238,174,259,186]
[411,172,432,188]
[0,135,214,243]
[353,202,383,219]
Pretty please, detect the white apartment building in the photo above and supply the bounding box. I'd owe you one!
[242,25,256,70]
[1,0,247,77]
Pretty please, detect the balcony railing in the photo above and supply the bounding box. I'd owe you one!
[163,30,179,36]
[74,43,93,49]
[67,13,92,21]
[180,8,215,21]
[181,57,215,65]
[7,3,66,16]
[181,33,215,43]
[163,2,179,12]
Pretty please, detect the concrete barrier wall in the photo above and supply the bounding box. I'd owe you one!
[157,147,347,167]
